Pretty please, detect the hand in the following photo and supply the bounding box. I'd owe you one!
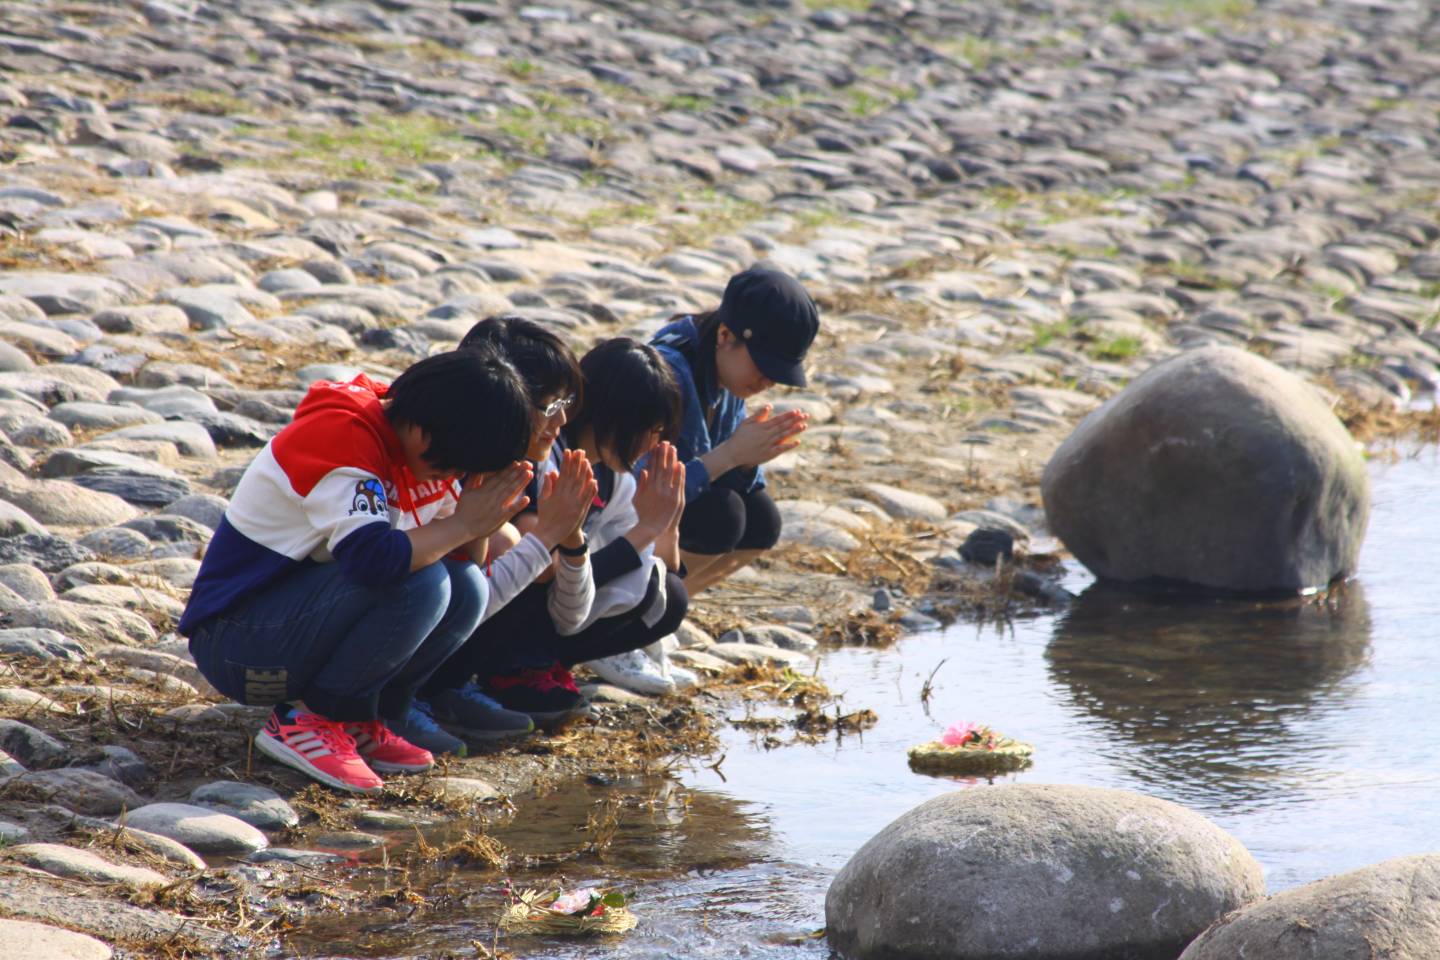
[720,405,808,468]
[628,442,685,549]
[534,449,597,550]
[453,462,533,540]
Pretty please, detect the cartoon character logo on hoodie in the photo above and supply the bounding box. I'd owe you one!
[349,478,387,516]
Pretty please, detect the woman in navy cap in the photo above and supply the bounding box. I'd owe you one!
[651,265,819,595]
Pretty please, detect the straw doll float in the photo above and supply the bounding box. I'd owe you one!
[908,721,1034,775]
[499,886,638,936]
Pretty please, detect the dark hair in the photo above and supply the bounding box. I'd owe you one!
[568,338,681,470]
[384,346,531,474]
[459,315,583,410]
[674,308,721,382]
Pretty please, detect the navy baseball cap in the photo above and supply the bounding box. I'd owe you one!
[716,266,820,387]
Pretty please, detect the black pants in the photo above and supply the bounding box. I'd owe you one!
[423,567,689,691]
[679,485,782,556]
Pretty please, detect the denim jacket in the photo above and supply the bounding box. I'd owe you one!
[651,317,763,501]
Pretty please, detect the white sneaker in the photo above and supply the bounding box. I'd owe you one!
[644,638,698,691]
[587,649,676,697]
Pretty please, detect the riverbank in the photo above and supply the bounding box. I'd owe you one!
[3,0,1440,956]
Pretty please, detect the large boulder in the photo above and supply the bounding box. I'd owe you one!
[1041,347,1368,594]
[826,784,1263,960]
[1180,855,1440,959]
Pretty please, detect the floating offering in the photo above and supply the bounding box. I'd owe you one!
[499,887,638,936]
[907,721,1034,774]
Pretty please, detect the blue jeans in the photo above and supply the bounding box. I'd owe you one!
[189,559,486,722]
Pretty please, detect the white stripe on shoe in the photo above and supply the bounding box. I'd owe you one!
[254,730,380,794]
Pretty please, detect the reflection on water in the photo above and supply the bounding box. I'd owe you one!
[281,448,1440,958]
[1047,581,1372,807]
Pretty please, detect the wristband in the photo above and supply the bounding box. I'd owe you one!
[557,541,588,558]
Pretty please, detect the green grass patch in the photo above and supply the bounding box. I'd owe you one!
[497,94,613,153]
[1087,336,1145,361]
[804,0,871,11]
[278,114,480,178]
[505,58,539,79]
[663,94,713,112]
[1026,319,1080,352]
[938,35,998,69]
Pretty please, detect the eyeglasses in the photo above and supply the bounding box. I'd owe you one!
[537,394,576,419]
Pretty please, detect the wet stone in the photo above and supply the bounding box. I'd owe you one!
[312,830,385,850]
[422,776,500,803]
[249,847,347,865]
[121,802,269,855]
[190,781,299,830]
[742,624,819,652]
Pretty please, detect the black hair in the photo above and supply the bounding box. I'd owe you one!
[459,315,583,410]
[568,337,681,470]
[672,308,721,386]
[384,345,531,474]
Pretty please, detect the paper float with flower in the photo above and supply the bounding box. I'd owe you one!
[907,721,1034,774]
[499,886,638,936]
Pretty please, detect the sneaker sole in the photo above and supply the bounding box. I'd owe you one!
[439,720,535,742]
[529,703,593,729]
[365,758,435,774]
[254,731,382,794]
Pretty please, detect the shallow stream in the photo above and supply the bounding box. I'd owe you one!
[286,447,1440,958]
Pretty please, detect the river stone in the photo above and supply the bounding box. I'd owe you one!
[860,482,948,521]
[0,627,87,661]
[94,421,217,459]
[422,776,501,802]
[71,471,192,505]
[76,525,153,559]
[189,781,299,830]
[0,818,29,841]
[9,769,144,816]
[162,493,227,529]
[1180,854,1440,960]
[0,919,113,960]
[0,533,93,570]
[47,401,161,430]
[1042,347,1369,593]
[0,467,139,527]
[0,718,67,767]
[742,623,819,652]
[0,562,53,601]
[121,802,269,855]
[5,600,156,645]
[5,842,168,889]
[0,500,46,537]
[826,784,1264,960]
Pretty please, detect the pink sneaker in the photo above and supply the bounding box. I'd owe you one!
[343,719,434,774]
[254,706,383,794]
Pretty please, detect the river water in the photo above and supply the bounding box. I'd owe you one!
[287,447,1440,958]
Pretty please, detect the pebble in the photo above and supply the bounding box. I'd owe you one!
[189,781,299,830]
[421,777,501,803]
[119,803,269,855]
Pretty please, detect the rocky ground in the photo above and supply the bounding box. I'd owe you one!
[2,0,1440,955]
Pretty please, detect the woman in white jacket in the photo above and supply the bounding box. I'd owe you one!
[431,338,689,724]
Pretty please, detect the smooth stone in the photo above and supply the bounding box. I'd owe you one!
[5,842,167,889]
[8,769,144,816]
[742,624,819,652]
[61,583,186,620]
[1042,347,1369,593]
[92,421,217,459]
[189,781,299,830]
[4,600,155,645]
[120,802,269,855]
[0,465,138,527]
[312,830,384,849]
[71,471,192,506]
[1179,854,1440,960]
[121,514,212,544]
[860,482,948,522]
[0,500,46,537]
[107,385,218,418]
[70,744,150,789]
[0,688,61,712]
[90,305,190,336]
[48,402,161,429]
[53,561,128,588]
[128,556,201,589]
[0,273,133,315]
[777,518,861,552]
[0,819,30,841]
[248,847,346,865]
[0,627,86,662]
[0,562,53,601]
[162,493,227,529]
[76,526,153,560]
[0,718,67,767]
[0,340,35,372]
[77,822,206,870]
[0,882,223,949]
[827,785,1264,960]
[38,448,181,481]
[0,919,113,960]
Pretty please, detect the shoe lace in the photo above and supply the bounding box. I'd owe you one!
[457,681,504,711]
[405,700,444,734]
[293,712,359,754]
[488,664,577,694]
[549,663,579,693]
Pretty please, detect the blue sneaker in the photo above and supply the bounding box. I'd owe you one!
[387,700,467,758]
[429,681,536,741]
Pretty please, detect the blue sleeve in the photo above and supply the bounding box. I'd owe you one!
[656,343,714,500]
[332,522,413,586]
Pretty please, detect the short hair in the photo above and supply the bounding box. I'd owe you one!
[384,346,531,474]
[568,338,681,470]
[459,315,583,409]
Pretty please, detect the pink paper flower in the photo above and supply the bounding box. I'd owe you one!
[942,721,983,746]
[551,888,599,915]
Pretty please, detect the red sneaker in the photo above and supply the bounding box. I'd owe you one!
[254,707,383,794]
[484,663,588,723]
[343,719,434,774]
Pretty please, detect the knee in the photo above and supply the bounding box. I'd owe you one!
[446,560,488,630]
[680,488,746,555]
[656,573,689,635]
[738,490,782,551]
[403,561,453,610]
